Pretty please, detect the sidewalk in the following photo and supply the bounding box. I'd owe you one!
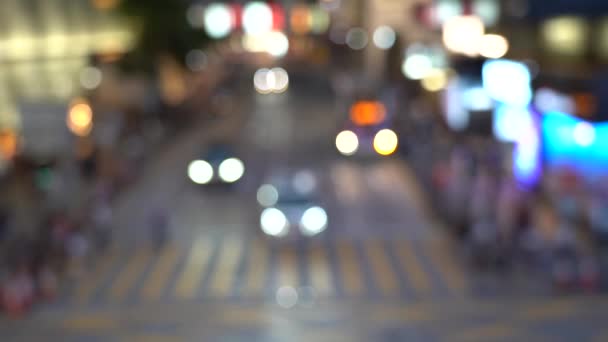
[0,61,233,317]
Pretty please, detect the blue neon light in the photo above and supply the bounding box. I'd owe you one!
[494,105,535,143]
[512,108,542,187]
[482,60,532,107]
[543,111,608,174]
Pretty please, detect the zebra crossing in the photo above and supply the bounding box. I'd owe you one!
[65,234,475,307]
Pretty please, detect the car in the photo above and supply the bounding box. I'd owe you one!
[335,100,399,157]
[256,170,328,238]
[187,144,245,185]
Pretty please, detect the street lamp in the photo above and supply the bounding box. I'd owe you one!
[67,100,93,137]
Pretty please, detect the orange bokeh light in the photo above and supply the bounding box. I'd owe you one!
[350,101,386,126]
[290,5,312,35]
[0,130,19,159]
[67,101,93,136]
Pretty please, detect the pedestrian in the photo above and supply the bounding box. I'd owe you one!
[555,168,582,223]
[2,266,34,318]
[551,217,578,290]
[147,206,170,250]
[468,218,499,269]
[469,166,497,224]
[587,187,608,244]
[37,263,58,301]
[66,228,89,279]
[91,200,113,254]
[578,254,600,293]
[445,147,473,235]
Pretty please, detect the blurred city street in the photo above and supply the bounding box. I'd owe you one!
[1,72,607,341]
[3,0,608,341]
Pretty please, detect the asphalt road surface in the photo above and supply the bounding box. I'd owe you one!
[3,71,608,341]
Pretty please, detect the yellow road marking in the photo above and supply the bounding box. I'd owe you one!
[73,246,121,305]
[174,238,213,299]
[393,240,431,295]
[592,332,608,342]
[241,238,269,296]
[63,313,119,332]
[451,323,516,342]
[140,245,180,301]
[122,335,178,342]
[109,247,152,301]
[364,240,399,296]
[331,162,362,204]
[277,245,299,288]
[369,305,433,323]
[394,160,431,216]
[209,236,244,297]
[521,300,580,321]
[308,242,333,296]
[218,307,268,325]
[336,240,364,296]
[427,239,466,295]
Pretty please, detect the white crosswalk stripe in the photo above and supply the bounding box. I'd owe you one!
[67,235,473,305]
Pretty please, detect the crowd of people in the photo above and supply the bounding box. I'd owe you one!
[394,83,606,293]
[3,152,185,321]
[0,182,114,317]
[430,141,604,292]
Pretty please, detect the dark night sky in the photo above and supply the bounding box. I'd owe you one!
[527,0,608,18]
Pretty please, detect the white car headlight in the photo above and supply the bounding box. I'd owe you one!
[336,130,359,156]
[188,160,213,184]
[261,208,289,237]
[300,206,328,236]
[218,158,245,183]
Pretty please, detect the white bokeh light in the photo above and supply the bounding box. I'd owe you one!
[436,0,462,24]
[372,26,396,50]
[474,0,501,26]
[266,71,277,91]
[80,66,103,90]
[254,68,272,94]
[276,286,298,308]
[257,184,279,207]
[204,3,233,39]
[478,34,509,59]
[243,2,273,35]
[482,59,532,106]
[335,130,359,156]
[346,27,368,50]
[261,208,289,237]
[254,68,289,94]
[573,122,596,147]
[300,206,328,236]
[443,15,485,56]
[243,31,289,58]
[218,158,245,183]
[188,160,213,184]
[266,31,289,57]
[271,67,289,93]
[402,54,433,80]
